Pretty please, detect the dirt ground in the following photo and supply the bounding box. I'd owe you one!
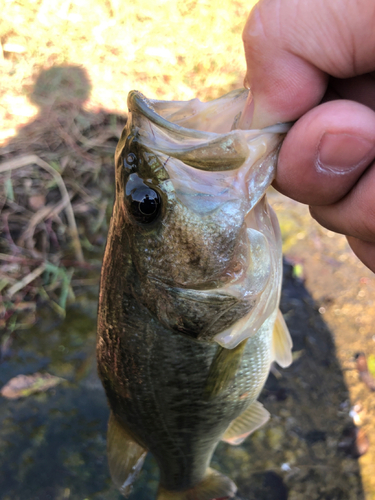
[270,190,375,500]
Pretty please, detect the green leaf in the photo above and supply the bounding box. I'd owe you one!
[292,263,304,279]
[367,354,375,378]
[49,161,61,173]
[59,268,74,311]
[4,177,14,202]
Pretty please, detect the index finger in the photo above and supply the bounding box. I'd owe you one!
[243,0,375,127]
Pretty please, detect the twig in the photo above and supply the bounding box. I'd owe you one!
[7,263,47,297]
[18,197,70,249]
[0,196,33,216]
[2,211,21,254]
[0,253,43,263]
[0,155,84,262]
[56,122,96,161]
[0,253,98,270]
[70,120,121,149]
[0,271,17,285]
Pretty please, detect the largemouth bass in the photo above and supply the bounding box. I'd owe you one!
[97,88,293,500]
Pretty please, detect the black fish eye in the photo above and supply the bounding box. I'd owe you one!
[129,187,161,224]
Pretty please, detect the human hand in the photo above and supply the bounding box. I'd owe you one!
[242,0,375,272]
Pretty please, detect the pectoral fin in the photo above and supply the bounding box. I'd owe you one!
[107,411,147,496]
[222,401,270,445]
[272,309,293,368]
[204,340,248,400]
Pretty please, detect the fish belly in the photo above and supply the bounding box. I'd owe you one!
[98,290,274,491]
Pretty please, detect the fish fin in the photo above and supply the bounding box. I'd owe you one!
[157,467,237,500]
[272,309,293,368]
[204,340,248,400]
[107,411,147,497]
[222,400,270,445]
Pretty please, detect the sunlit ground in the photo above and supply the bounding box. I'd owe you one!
[0,0,254,143]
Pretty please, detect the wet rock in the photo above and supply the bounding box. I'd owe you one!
[266,426,284,451]
[240,471,288,500]
[305,430,327,444]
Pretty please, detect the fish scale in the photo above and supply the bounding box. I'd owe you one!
[135,200,243,286]
[97,89,293,499]
[100,288,273,491]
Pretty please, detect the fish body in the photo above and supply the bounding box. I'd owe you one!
[97,89,292,499]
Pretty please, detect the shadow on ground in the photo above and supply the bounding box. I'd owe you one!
[0,64,126,331]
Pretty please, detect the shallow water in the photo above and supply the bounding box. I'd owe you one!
[0,253,366,499]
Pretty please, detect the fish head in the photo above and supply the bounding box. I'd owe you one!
[114,89,289,346]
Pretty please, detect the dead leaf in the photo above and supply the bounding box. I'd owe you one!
[0,372,65,399]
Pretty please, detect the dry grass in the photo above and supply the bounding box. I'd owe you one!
[0,99,125,336]
[0,0,256,344]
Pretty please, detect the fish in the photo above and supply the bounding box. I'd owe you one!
[96,88,293,500]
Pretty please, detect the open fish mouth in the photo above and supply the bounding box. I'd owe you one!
[121,89,290,348]
[123,89,290,215]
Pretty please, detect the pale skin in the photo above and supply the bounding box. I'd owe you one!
[242,0,375,272]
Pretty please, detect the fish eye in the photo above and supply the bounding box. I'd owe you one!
[124,152,137,168]
[129,187,161,224]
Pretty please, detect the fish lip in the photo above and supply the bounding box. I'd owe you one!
[128,89,291,137]
[124,90,286,346]
[128,90,216,140]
